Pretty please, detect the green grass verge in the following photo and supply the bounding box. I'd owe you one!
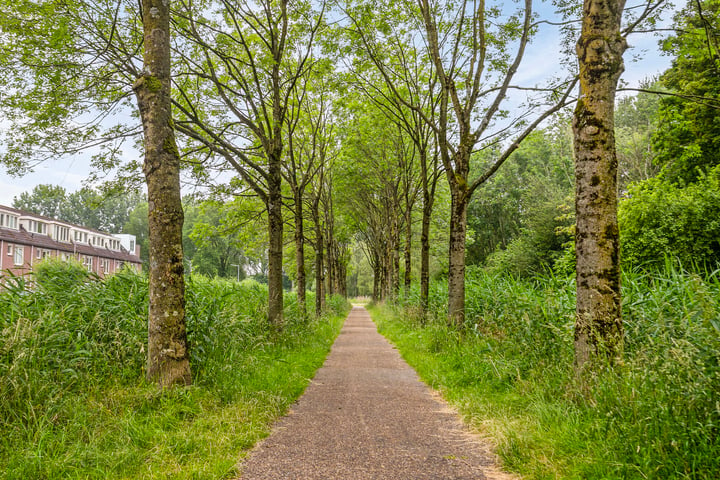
[371,265,720,479]
[1,260,348,479]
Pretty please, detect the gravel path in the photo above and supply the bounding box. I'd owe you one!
[238,306,512,480]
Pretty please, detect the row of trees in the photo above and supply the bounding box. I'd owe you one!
[2,0,711,384]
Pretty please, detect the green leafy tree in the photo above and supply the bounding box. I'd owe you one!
[171,0,326,326]
[13,184,145,233]
[12,185,67,217]
[124,201,150,266]
[415,0,576,325]
[185,201,249,279]
[472,125,575,275]
[571,0,666,370]
[653,0,720,184]
[619,167,720,268]
[135,0,191,387]
[615,85,662,192]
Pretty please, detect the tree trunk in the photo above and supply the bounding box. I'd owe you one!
[135,0,191,387]
[267,150,284,327]
[572,0,627,370]
[314,216,325,316]
[447,187,469,326]
[294,191,306,318]
[420,189,432,315]
[419,148,435,315]
[391,213,400,299]
[372,257,381,302]
[404,205,412,292]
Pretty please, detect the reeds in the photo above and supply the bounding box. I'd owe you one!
[381,262,719,478]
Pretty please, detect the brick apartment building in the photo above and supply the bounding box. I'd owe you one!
[0,205,142,278]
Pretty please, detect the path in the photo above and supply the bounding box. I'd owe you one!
[239,306,510,480]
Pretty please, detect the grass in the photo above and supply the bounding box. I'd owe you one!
[0,259,349,479]
[372,264,720,479]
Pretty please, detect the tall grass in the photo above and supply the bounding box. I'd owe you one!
[380,263,720,479]
[0,259,349,479]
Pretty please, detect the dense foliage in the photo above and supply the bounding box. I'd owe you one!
[619,166,720,268]
[653,0,720,184]
[380,266,720,478]
[0,261,348,479]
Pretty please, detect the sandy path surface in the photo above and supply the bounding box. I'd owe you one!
[239,306,509,479]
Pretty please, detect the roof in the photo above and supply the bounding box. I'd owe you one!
[0,204,125,237]
[0,226,141,264]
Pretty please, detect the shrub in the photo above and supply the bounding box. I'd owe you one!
[619,167,720,270]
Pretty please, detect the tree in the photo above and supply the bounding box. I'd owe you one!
[619,168,720,269]
[572,0,627,370]
[185,200,254,278]
[12,185,68,218]
[12,184,146,233]
[282,65,336,317]
[124,201,150,266]
[342,7,440,310]
[135,0,191,386]
[472,125,575,275]
[615,86,661,192]
[416,0,576,325]
[571,0,667,370]
[171,0,325,326]
[652,0,720,184]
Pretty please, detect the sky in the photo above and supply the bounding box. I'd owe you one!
[0,2,674,208]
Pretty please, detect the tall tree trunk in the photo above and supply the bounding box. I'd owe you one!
[325,235,334,297]
[419,150,435,315]
[294,191,306,318]
[135,0,191,387]
[420,201,431,313]
[372,257,380,302]
[447,187,469,326]
[267,150,284,327]
[314,215,325,316]
[404,206,412,292]
[572,0,627,369]
[391,213,400,299]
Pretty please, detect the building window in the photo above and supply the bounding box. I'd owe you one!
[82,255,93,271]
[53,225,69,242]
[28,220,46,235]
[6,244,11,256]
[0,214,18,229]
[14,246,24,266]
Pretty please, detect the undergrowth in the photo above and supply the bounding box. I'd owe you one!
[374,263,720,479]
[0,259,349,479]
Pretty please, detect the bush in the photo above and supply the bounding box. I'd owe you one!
[619,167,720,270]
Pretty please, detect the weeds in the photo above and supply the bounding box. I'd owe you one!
[0,259,348,479]
[379,263,720,479]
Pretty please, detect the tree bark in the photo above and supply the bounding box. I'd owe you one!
[391,212,400,299]
[267,149,284,327]
[135,0,191,387]
[313,205,325,316]
[572,0,627,369]
[404,204,412,292]
[293,190,307,318]
[447,186,469,326]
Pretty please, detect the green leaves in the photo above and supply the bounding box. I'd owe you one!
[619,166,720,269]
[653,0,720,184]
